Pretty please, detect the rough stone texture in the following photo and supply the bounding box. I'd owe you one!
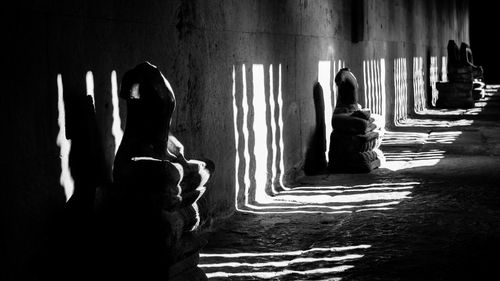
[199,88,500,280]
[303,82,327,175]
[3,1,470,280]
[436,40,483,109]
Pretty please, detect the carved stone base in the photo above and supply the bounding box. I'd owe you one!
[436,82,474,109]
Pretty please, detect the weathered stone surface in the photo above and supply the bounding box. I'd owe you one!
[96,62,211,280]
[3,2,473,280]
[460,42,484,80]
[438,41,483,109]
[304,82,328,176]
[199,88,500,280]
[328,68,383,173]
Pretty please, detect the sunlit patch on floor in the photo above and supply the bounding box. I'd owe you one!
[382,149,446,171]
[394,118,473,128]
[415,104,484,116]
[382,131,462,146]
[384,149,446,161]
[269,181,417,211]
[200,245,370,280]
[282,182,417,194]
[381,131,428,145]
[426,131,462,144]
[274,191,412,205]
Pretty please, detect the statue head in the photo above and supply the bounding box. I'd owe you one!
[116,62,176,160]
[335,67,358,106]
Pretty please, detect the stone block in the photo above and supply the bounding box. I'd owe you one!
[436,97,474,109]
[436,81,473,92]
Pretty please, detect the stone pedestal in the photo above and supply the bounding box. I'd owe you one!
[328,110,384,173]
[436,82,474,108]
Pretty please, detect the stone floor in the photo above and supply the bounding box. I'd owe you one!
[198,87,500,280]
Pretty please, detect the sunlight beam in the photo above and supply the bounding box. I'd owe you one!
[430,56,439,107]
[441,56,448,82]
[252,64,269,203]
[111,70,123,154]
[363,60,367,109]
[277,64,289,190]
[206,266,352,279]
[232,65,241,211]
[85,71,95,109]
[318,60,332,162]
[241,65,252,206]
[200,254,363,268]
[275,191,412,204]
[201,245,371,258]
[56,74,74,201]
[380,59,387,119]
[269,64,278,194]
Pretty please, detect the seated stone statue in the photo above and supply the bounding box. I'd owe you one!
[327,68,383,173]
[436,40,483,108]
[460,43,486,100]
[460,42,484,81]
[95,62,212,281]
[445,40,483,83]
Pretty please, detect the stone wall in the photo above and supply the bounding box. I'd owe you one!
[3,1,469,279]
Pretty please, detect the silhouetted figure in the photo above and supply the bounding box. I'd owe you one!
[328,68,383,173]
[304,82,327,175]
[96,62,212,280]
[66,94,107,213]
[459,42,486,100]
[437,40,484,108]
[460,42,484,81]
[41,80,108,281]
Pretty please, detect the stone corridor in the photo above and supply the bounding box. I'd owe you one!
[198,86,500,280]
[8,2,500,281]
